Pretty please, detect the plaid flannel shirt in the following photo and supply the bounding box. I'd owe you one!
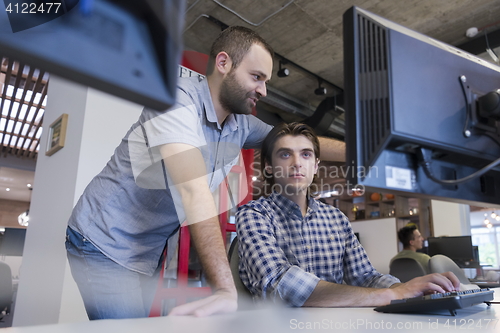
[236,192,400,307]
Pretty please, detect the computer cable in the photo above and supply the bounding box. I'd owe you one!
[417,147,500,185]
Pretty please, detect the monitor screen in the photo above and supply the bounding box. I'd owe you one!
[427,236,475,267]
[0,228,26,256]
[343,6,500,206]
[0,0,185,111]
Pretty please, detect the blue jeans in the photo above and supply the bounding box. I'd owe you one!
[65,227,163,320]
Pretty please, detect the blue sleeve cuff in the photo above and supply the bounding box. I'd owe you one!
[276,266,320,307]
[363,273,401,288]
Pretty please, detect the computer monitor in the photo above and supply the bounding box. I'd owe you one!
[427,236,475,267]
[343,6,500,206]
[472,245,480,262]
[0,228,26,256]
[0,0,185,111]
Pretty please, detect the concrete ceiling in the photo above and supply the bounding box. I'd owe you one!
[183,0,500,135]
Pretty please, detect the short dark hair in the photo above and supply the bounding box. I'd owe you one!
[206,26,274,75]
[260,122,320,192]
[398,225,418,247]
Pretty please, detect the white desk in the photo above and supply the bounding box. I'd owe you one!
[4,293,500,333]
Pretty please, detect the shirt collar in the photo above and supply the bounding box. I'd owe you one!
[222,114,238,135]
[201,78,218,125]
[269,191,319,218]
[308,196,319,212]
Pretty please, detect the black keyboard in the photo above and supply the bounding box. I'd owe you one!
[374,288,494,316]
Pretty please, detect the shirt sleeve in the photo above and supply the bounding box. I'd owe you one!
[242,115,272,149]
[341,218,400,288]
[236,204,320,307]
[140,89,207,149]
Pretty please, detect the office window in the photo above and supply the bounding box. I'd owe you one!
[470,209,500,269]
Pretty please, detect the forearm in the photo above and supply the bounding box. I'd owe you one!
[305,271,461,308]
[189,217,236,294]
[160,143,236,295]
[303,280,396,307]
[177,176,235,294]
[168,183,238,316]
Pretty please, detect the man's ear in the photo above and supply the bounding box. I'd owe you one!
[215,52,232,75]
[314,159,320,174]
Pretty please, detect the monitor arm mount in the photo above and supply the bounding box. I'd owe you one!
[460,75,500,146]
[416,76,500,186]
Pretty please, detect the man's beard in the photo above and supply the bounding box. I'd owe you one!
[219,70,259,115]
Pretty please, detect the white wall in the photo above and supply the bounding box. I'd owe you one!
[59,87,143,324]
[0,256,22,279]
[351,218,399,275]
[13,77,87,327]
[431,200,470,237]
[13,76,142,326]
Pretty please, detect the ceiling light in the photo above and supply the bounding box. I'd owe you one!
[491,212,497,218]
[315,79,327,95]
[487,223,493,229]
[465,27,478,38]
[6,188,10,191]
[18,210,29,227]
[277,60,289,78]
[315,87,327,95]
[484,218,490,224]
[27,183,32,188]
[251,176,258,181]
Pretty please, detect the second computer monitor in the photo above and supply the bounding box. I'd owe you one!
[427,236,476,267]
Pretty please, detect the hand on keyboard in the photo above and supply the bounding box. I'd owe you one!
[389,271,461,301]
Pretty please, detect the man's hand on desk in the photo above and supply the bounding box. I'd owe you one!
[168,289,238,317]
[389,271,461,300]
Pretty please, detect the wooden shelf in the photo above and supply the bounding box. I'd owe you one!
[335,190,433,241]
[397,215,421,219]
[366,199,395,205]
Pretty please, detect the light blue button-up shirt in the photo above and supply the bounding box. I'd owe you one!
[69,76,271,275]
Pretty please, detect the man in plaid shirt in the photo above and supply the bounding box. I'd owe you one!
[236,122,460,307]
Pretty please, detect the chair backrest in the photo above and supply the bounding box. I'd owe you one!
[389,258,426,282]
[227,237,254,309]
[0,261,13,314]
[428,254,470,284]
